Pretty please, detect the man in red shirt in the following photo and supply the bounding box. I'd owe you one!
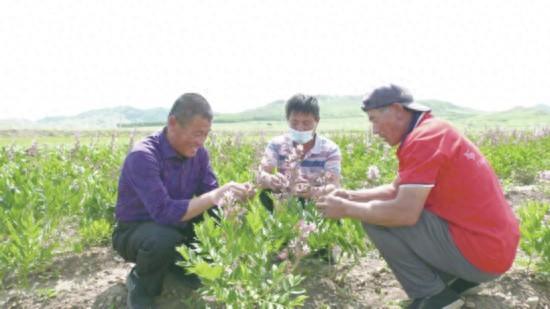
[316,84,519,309]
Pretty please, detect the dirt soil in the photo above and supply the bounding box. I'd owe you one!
[1,185,549,309]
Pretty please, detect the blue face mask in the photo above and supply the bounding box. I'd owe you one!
[289,128,314,144]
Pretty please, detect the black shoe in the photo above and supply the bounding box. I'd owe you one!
[448,278,481,295]
[126,268,155,309]
[407,287,464,309]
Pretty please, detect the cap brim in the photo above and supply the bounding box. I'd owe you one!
[403,102,431,112]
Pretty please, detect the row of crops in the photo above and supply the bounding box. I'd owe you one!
[1,128,549,306]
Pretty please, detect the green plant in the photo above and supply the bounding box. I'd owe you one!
[0,143,122,284]
[2,128,549,294]
[518,200,550,273]
[37,287,58,299]
[0,208,58,285]
[177,194,366,307]
[79,218,113,247]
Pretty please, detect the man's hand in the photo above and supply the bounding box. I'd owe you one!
[242,182,256,199]
[183,182,255,222]
[292,177,312,198]
[329,188,352,200]
[310,184,338,199]
[210,181,255,205]
[315,193,348,219]
[259,171,288,191]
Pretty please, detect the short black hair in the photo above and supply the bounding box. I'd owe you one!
[285,94,320,120]
[169,93,213,126]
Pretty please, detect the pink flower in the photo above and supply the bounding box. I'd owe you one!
[346,144,354,155]
[25,141,38,157]
[367,165,380,181]
[219,191,236,208]
[296,220,317,240]
[288,239,311,258]
[219,191,247,221]
[539,171,550,182]
[127,129,136,153]
[279,144,306,198]
[277,249,289,261]
[109,131,117,151]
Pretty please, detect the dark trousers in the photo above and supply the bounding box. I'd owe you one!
[112,220,196,296]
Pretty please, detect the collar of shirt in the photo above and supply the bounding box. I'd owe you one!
[400,111,428,144]
[309,134,323,155]
[159,127,186,161]
[397,112,433,152]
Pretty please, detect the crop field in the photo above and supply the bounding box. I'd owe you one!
[0,128,549,308]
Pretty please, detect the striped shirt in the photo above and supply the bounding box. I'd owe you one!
[261,133,341,185]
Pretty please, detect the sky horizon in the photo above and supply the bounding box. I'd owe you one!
[1,0,549,121]
[4,96,550,122]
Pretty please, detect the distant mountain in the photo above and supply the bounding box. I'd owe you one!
[34,106,169,129]
[0,106,172,129]
[214,96,484,123]
[0,99,548,129]
[463,104,550,128]
[213,100,286,123]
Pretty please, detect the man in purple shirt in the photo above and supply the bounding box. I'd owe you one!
[112,93,253,308]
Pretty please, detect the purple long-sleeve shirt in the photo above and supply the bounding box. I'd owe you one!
[115,128,218,225]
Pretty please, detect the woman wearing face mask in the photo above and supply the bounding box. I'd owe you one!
[257,94,342,211]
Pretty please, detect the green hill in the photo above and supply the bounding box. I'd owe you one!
[214,96,484,123]
[36,106,169,129]
[212,98,548,131]
[463,104,550,128]
[214,100,286,123]
[0,98,547,130]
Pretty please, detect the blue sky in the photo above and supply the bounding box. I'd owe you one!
[1,0,549,120]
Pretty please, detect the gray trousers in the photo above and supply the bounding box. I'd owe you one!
[363,210,499,299]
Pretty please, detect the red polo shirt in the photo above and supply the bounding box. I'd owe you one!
[397,113,519,274]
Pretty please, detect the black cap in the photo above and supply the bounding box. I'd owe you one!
[361,84,430,112]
